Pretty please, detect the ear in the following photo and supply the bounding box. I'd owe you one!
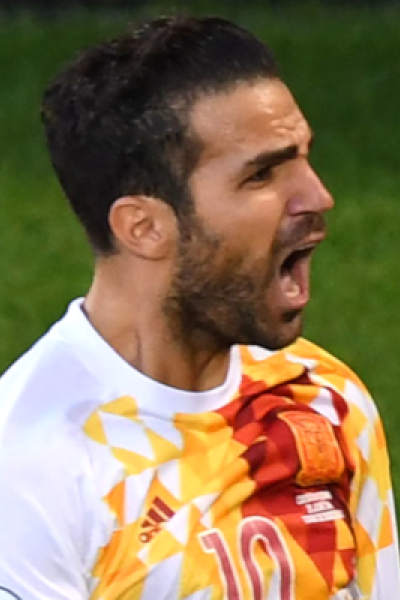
[109,195,177,260]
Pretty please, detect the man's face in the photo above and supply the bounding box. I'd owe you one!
[165,78,333,350]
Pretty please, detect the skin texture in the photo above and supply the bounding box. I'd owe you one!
[84,78,333,391]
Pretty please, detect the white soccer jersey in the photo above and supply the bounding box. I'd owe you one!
[0,299,398,600]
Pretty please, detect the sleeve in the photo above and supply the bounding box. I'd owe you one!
[0,431,100,600]
[344,380,400,600]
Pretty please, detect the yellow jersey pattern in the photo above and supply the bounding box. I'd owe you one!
[83,339,398,600]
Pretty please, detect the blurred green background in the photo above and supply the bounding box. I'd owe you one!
[0,1,399,507]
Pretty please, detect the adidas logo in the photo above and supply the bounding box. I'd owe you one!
[139,497,175,543]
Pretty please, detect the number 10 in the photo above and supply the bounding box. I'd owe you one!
[199,517,295,600]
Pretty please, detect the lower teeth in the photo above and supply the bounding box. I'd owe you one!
[286,282,300,298]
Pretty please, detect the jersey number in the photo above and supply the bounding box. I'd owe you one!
[199,517,294,600]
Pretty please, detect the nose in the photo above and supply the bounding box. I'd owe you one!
[286,163,334,216]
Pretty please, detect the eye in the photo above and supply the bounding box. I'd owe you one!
[246,165,274,184]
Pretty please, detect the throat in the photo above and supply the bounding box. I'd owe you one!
[134,343,232,392]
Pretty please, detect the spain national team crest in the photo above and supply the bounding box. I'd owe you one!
[278,410,345,487]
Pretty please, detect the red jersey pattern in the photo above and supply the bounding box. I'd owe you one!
[83,340,398,600]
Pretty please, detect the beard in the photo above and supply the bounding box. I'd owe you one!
[163,210,324,352]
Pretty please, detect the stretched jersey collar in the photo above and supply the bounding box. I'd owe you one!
[55,298,242,416]
[55,299,307,417]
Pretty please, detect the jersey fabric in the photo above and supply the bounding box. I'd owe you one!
[0,299,398,600]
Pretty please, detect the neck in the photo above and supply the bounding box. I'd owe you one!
[84,261,231,392]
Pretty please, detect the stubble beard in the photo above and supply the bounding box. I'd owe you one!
[163,213,303,353]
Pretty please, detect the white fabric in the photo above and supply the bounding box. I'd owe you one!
[0,299,240,599]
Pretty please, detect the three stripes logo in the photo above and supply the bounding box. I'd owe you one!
[139,497,175,543]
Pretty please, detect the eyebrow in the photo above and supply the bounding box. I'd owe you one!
[243,132,315,173]
[244,144,299,172]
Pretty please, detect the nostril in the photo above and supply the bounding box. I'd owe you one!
[286,196,309,215]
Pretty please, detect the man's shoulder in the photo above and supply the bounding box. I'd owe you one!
[241,338,364,385]
[287,337,369,392]
[0,311,103,450]
[239,338,372,414]
[238,340,381,440]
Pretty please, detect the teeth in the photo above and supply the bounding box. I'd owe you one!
[286,282,301,298]
[295,244,314,253]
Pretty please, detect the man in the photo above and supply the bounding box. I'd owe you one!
[0,15,398,600]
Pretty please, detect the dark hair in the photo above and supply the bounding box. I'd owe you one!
[41,16,279,254]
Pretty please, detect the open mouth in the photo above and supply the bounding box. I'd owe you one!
[279,246,315,302]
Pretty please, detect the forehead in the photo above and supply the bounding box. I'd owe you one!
[189,79,311,164]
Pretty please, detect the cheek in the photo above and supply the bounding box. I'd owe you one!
[233,192,286,254]
[193,174,287,255]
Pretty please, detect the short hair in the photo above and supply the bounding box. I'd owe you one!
[41,16,279,254]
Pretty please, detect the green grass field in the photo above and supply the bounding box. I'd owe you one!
[1,2,400,507]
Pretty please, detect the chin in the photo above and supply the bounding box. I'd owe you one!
[282,317,303,346]
[261,312,303,350]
